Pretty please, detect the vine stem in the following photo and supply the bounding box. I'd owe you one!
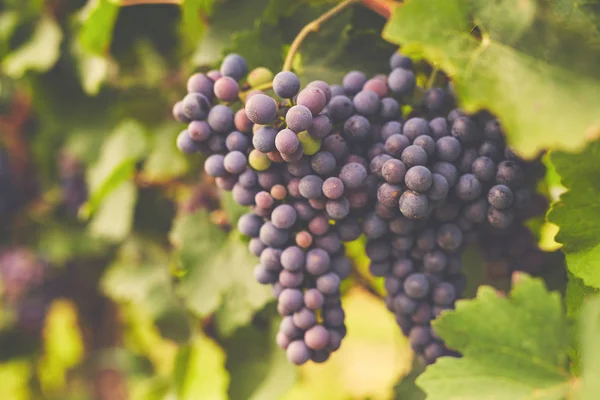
[282,0,361,72]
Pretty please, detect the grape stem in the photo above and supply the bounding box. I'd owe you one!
[282,0,361,72]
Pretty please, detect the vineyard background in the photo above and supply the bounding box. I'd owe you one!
[1,0,599,399]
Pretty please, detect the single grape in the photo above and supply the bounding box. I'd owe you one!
[273,71,301,99]
[248,238,266,257]
[322,177,344,200]
[496,160,524,188]
[291,308,316,331]
[399,190,429,219]
[432,162,458,187]
[384,134,410,158]
[177,130,202,154]
[484,119,504,142]
[353,90,380,116]
[286,340,310,365]
[325,197,350,220]
[259,222,289,248]
[317,272,341,294]
[377,183,402,208]
[392,258,414,278]
[403,273,430,299]
[278,288,304,315]
[225,131,249,152]
[328,95,354,121]
[381,159,406,184]
[436,223,463,251]
[436,136,462,162]
[388,68,416,95]
[488,184,514,209]
[276,332,291,350]
[304,289,325,310]
[223,151,247,174]
[297,87,327,116]
[455,174,482,202]
[487,207,514,229]
[401,145,428,168]
[424,88,447,114]
[451,116,480,144]
[423,249,448,273]
[343,115,370,141]
[362,212,388,239]
[245,94,278,124]
[403,118,431,141]
[207,104,234,133]
[275,129,300,155]
[260,247,282,270]
[339,162,367,189]
[253,126,278,152]
[336,218,361,241]
[305,248,330,275]
[479,141,502,161]
[220,53,248,81]
[433,282,456,306]
[405,166,433,193]
[234,109,253,133]
[429,117,449,139]
[379,97,400,120]
[413,135,436,157]
[427,173,449,201]
[308,214,330,236]
[254,264,277,284]
[286,105,313,133]
[305,325,330,350]
[390,52,413,70]
[204,154,226,177]
[248,150,272,171]
[271,204,297,229]
[214,76,240,102]
[311,151,336,177]
[307,114,333,139]
[187,73,214,98]
[409,326,431,349]
[472,156,496,182]
[322,134,348,161]
[343,71,367,95]
[299,175,324,199]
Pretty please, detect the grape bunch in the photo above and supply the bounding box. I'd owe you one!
[171,51,550,365]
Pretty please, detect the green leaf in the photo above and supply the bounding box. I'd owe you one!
[170,212,271,334]
[36,224,109,265]
[71,41,112,95]
[394,360,426,400]
[224,316,297,400]
[83,119,148,217]
[88,180,138,241]
[578,297,600,400]
[142,124,189,183]
[173,335,229,400]
[2,15,63,77]
[382,0,600,158]
[548,140,600,288]
[417,276,571,400]
[38,300,84,394]
[77,0,120,55]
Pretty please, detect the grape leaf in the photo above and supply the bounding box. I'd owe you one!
[173,335,229,400]
[578,297,600,400]
[88,180,138,241]
[180,0,214,51]
[170,212,271,334]
[76,0,120,55]
[2,15,63,78]
[548,140,600,288]
[382,0,600,158]
[142,124,189,183]
[224,315,297,400]
[83,119,148,217]
[417,276,571,400]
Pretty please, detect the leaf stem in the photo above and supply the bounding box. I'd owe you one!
[282,0,361,72]
[120,0,181,6]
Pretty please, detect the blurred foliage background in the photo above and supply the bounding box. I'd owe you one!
[0,0,422,399]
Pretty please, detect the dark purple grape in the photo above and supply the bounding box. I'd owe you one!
[224,151,247,174]
[286,105,313,133]
[322,177,344,200]
[259,222,289,248]
[472,156,496,182]
[286,340,310,365]
[339,162,367,189]
[293,308,317,329]
[433,282,456,306]
[307,115,333,139]
[182,93,211,120]
[187,73,214,97]
[436,136,462,162]
[275,129,300,155]
[404,273,430,299]
[253,127,278,152]
[379,97,400,120]
[353,90,380,116]
[488,184,514,209]
[401,145,428,168]
[245,94,278,125]
[273,71,300,98]
[496,160,524,188]
[488,207,514,229]
[254,264,277,284]
[403,118,430,141]
[304,288,325,310]
[405,166,433,193]
[311,152,336,176]
[331,256,352,280]
[343,71,367,95]
[271,204,297,229]
[234,109,253,133]
[278,288,304,315]
[343,115,370,141]
[363,212,388,239]
[432,162,458,187]
[306,248,330,275]
[220,53,248,81]
[382,159,407,184]
[436,223,463,251]
[399,191,429,219]
[238,213,263,237]
[388,68,416,95]
[455,174,482,202]
[305,325,329,350]
[177,130,202,154]
[377,183,401,208]
[429,117,449,139]
[451,117,480,144]
[323,306,345,327]
[225,131,250,152]
[297,87,327,116]
[328,96,354,121]
[299,175,324,199]
[307,80,332,102]
[325,197,350,220]
[390,52,413,70]
[207,104,234,133]
[204,154,226,177]
[424,88,447,114]
[188,121,212,142]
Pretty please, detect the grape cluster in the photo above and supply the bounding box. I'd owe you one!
[172,51,550,365]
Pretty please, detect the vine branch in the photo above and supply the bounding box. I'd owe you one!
[282,0,361,72]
